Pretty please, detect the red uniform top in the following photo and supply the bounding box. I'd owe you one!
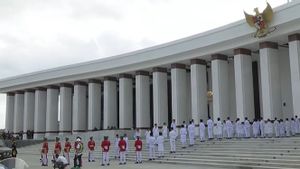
[135,139,142,151]
[64,141,72,153]
[118,140,126,152]
[54,142,62,154]
[42,142,49,154]
[101,140,111,152]
[88,140,95,151]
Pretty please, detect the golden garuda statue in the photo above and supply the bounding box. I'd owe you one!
[244,2,274,38]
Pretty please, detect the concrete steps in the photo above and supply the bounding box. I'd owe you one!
[17,136,300,169]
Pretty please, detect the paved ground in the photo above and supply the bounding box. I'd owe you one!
[17,152,219,169]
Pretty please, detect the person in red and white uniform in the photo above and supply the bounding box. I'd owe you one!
[118,136,127,165]
[87,136,96,162]
[63,137,71,164]
[41,137,49,166]
[134,136,143,164]
[101,136,111,166]
[54,137,62,160]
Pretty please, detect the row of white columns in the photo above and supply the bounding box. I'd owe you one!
[5,34,300,137]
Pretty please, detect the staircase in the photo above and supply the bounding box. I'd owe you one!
[17,136,300,169]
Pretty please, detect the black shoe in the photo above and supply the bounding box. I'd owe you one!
[101,164,105,166]
[107,163,110,166]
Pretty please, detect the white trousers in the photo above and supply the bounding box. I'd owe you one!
[136,151,142,162]
[102,152,109,165]
[63,152,70,164]
[189,133,195,145]
[88,150,95,161]
[41,153,48,165]
[208,128,213,139]
[119,151,126,163]
[114,146,119,157]
[170,140,176,152]
[148,146,155,159]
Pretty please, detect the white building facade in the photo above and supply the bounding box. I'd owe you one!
[1,2,300,139]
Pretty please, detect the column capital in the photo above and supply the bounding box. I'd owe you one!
[191,59,206,65]
[288,34,300,42]
[211,54,227,61]
[104,76,117,81]
[136,70,149,76]
[153,67,167,73]
[60,83,73,88]
[234,48,251,56]
[74,81,88,86]
[88,79,102,84]
[35,87,47,91]
[24,89,35,93]
[119,73,132,79]
[171,63,186,69]
[15,91,24,94]
[46,85,60,89]
[7,92,15,96]
[259,41,278,49]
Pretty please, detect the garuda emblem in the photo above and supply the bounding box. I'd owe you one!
[244,3,274,38]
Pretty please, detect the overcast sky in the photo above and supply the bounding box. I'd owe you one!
[0,0,288,129]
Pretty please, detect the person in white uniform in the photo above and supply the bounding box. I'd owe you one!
[170,119,177,132]
[259,118,265,138]
[291,118,296,136]
[162,122,168,139]
[180,125,187,148]
[252,119,260,138]
[285,118,291,137]
[274,118,280,138]
[169,128,177,153]
[235,118,242,139]
[244,117,251,138]
[199,119,206,142]
[295,116,300,134]
[145,129,151,150]
[215,118,223,140]
[265,119,273,138]
[207,117,214,140]
[225,117,233,139]
[148,132,156,160]
[188,121,195,146]
[279,119,285,137]
[156,132,165,158]
[114,134,120,159]
[123,134,129,154]
[152,124,159,138]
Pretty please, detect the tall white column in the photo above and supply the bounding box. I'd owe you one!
[5,93,14,132]
[72,81,87,133]
[171,63,187,126]
[103,77,117,129]
[59,84,73,136]
[191,59,208,123]
[186,71,192,121]
[23,90,35,139]
[13,92,24,134]
[234,48,255,120]
[289,34,300,116]
[153,67,168,126]
[34,88,47,139]
[259,42,282,119]
[88,79,101,130]
[136,71,150,128]
[119,74,133,129]
[211,54,229,121]
[45,86,59,137]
